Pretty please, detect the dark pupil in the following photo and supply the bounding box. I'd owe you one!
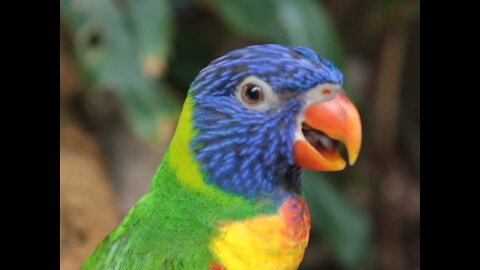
[246,85,261,100]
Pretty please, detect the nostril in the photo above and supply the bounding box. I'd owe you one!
[322,89,332,95]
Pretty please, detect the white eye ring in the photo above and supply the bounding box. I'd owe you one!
[235,76,279,112]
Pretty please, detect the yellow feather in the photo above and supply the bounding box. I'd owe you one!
[168,96,216,195]
[211,198,310,270]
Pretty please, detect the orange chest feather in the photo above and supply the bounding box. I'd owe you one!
[279,196,311,248]
[211,196,311,270]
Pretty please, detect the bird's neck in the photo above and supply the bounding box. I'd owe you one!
[146,98,264,223]
[151,96,219,194]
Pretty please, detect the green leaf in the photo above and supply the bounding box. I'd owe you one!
[126,0,174,77]
[60,0,138,88]
[201,0,280,41]
[116,78,180,142]
[202,0,344,65]
[60,0,180,144]
[275,0,344,65]
[302,171,373,269]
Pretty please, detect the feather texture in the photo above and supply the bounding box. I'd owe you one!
[82,44,345,270]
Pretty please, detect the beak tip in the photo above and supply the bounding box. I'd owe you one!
[348,157,357,166]
[347,146,361,166]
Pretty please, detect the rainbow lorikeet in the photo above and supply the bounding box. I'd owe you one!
[81,44,362,270]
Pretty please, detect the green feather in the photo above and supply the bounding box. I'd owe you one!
[81,94,273,269]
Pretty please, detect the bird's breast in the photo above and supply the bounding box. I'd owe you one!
[210,195,311,270]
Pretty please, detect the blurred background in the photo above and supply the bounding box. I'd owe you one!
[60,0,419,269]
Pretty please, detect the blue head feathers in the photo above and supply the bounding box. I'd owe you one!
[189,44,344,199]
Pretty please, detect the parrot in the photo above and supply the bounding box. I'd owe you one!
[81,44,362,270]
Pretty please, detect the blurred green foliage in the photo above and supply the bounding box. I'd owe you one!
[60,0,180,143]
[60,0,372,269]
[204,0,344,65]
[302,171,373,269]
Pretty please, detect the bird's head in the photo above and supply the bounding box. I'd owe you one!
[175,44,361,198]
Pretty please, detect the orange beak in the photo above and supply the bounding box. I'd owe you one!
[294,93,362,171]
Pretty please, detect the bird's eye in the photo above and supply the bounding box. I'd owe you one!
[241,84,264,104]
[235,76,278,112]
